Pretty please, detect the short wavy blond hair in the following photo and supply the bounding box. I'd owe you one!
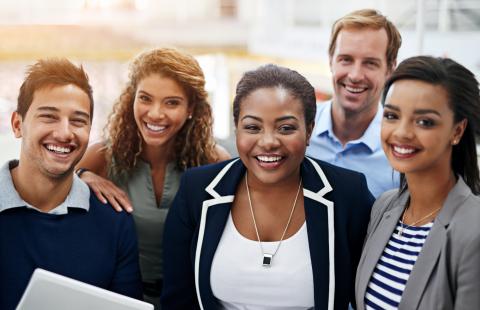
[329,9,402,70]
[105,48,218,177]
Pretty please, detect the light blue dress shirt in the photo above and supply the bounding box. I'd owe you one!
[306,101,399,198]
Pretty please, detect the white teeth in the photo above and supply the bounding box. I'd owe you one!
[345,85,367,93]
[257,155,282,163]
[146,123,166,132]
[393,146,415,154]
[46,144,71,154]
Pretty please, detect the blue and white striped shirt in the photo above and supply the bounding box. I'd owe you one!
[364,220,433,309]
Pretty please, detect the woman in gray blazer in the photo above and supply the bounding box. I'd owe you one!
[355,56,480,310]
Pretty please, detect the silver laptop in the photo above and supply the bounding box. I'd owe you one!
[16,268,153,310]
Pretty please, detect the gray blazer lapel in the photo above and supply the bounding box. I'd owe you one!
[399,178,470,310]
[356,195,405,307]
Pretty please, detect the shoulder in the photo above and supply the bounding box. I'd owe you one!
[77,141,109,177]
[214,144,231,162]
[305,157,375,208]
[180,158,239,192]
[184,158,237,177]
[371,189,400,216]
[87,191,134,225]
[316,100,331,112]
[448,194,480,242]
[306,156,368,185]
[375,189,400,207]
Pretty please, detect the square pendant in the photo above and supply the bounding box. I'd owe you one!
[262,254,273,267]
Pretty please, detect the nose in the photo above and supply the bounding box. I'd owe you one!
[53,119,74,142]
[147,102,165,120]
[257,130,280,150]
[392,120,415,141]
[348,62,364,83]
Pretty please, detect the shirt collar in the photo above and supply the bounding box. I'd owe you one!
[358,104,383,152]
[0,160,90,214]
[313,100,383,152]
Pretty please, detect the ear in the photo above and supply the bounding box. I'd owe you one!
[11,111,23,138]
[451,118,467,145]
[187,105,194,120]
[386,60,397,76]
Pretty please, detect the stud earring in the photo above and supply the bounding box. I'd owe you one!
[452,139,458,145]
[188,114,192,119]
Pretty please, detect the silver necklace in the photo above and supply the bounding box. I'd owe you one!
[245,172,302,267]
[398,205,441,237]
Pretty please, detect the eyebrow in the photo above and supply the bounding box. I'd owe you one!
[384,104,441,116]
[36,106,90,119]
[364,57,381,62]
[137,90,153,97]
[240,115,299,122]
[138,90,185,101]
[336,54,381,62]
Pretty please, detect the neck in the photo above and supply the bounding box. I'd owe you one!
[331,101,377,145]
[246,169,302,194]
[406,169,456,216]
[142,142,173,170]
[11,162,73,212]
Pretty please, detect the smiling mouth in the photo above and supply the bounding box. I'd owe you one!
[344,85,368,94]
[391,145,419,157]
[255,155,284,163]
[45,144,73,154]
[145,122,167,132]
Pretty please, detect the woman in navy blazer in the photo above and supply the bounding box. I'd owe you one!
[162,64,374,309]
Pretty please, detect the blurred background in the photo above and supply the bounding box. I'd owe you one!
[1,0,480,162]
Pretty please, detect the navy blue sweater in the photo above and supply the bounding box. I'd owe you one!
[0,191,143,310]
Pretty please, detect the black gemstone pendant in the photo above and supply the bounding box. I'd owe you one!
[262,254,273,267]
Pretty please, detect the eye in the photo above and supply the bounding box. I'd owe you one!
[138,95,151,103]
[278,124,297,134]
[365,60,380,68]
[38,114,57,122]
[383,111,398,120]
[71,118,89,127]
[338,57,352,64]
[243,124,260,133]
[417,118,435,128]
[165,99,180,106]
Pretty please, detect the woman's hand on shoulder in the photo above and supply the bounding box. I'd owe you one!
[80,171,133,212]
[214,144,231,162]
[76,141,133,213]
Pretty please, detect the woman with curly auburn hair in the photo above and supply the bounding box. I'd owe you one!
[77,47,230,308]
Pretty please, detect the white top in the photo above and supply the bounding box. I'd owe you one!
[210,213,314,309]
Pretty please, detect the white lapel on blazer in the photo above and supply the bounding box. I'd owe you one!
[304,157,335,310]
[195,159,239,310]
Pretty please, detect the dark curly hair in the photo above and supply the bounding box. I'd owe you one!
[105,48,218,177]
